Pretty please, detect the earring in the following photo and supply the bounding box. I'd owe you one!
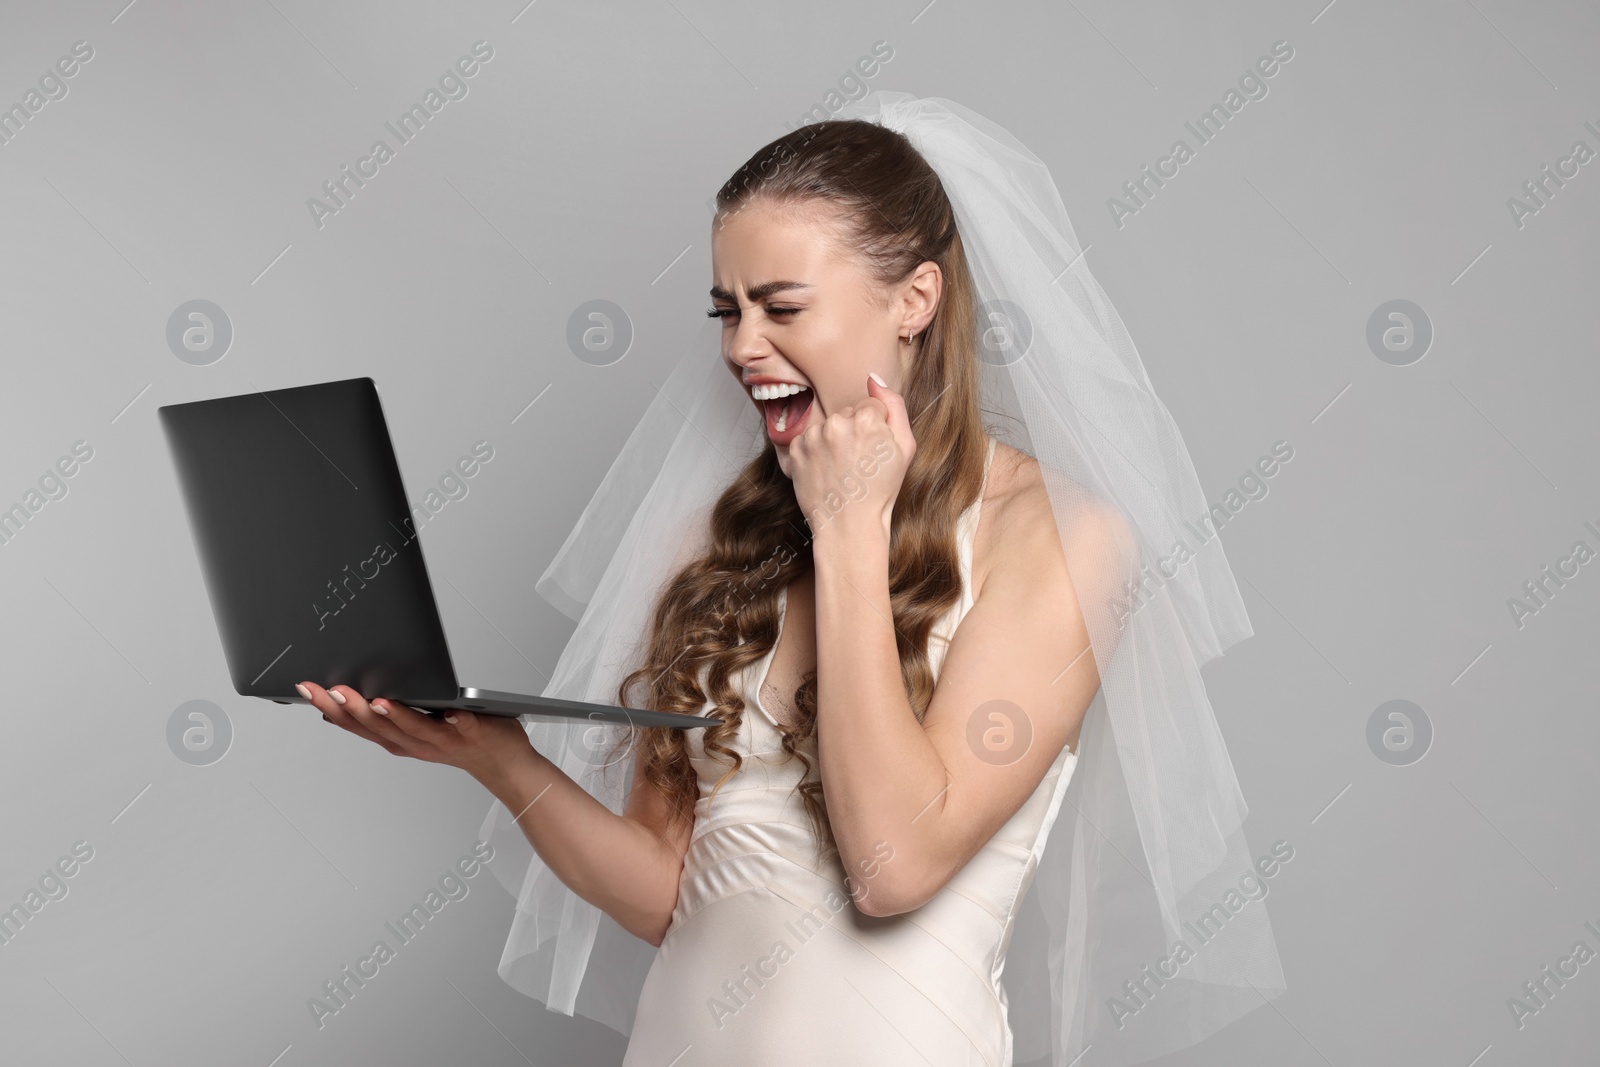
[901,329,917,345]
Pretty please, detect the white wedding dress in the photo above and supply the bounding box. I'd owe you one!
[623,438,1081,1067]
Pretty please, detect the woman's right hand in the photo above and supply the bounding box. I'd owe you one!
[297,681,539,793]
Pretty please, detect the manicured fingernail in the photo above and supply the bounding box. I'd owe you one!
[329,690,346,705]
[445,715,458,724]
[295,683,311,700]
[373,702,389,716]
[869,371,887,387]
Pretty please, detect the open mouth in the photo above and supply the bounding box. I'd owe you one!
[756,385,814,442]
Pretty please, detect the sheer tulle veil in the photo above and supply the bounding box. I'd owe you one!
[479,91,1286,1065]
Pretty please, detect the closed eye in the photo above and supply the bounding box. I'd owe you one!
[706,306,801,319]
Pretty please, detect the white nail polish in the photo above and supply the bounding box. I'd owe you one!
[295,683,310,700]
[445,715,458,724]
[869,371,888,388]
[329,690,346,705]
[373,703,389,716]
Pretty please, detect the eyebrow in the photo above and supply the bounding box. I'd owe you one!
[708,280,814,303]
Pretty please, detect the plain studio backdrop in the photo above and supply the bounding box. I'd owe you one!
[1,1,1597,1064]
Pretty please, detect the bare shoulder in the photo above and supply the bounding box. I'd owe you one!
[971,440,1051,601]
[973,439,1133,603]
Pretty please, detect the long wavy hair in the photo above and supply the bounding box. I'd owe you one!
[611,118,994,863]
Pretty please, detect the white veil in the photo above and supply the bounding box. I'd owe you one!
[480,91,1286,1066]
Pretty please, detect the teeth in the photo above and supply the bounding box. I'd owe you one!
[751,382,809,401]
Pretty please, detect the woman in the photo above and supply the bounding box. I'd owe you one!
[299,94,1284,1066]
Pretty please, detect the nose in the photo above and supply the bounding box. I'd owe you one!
[724,308,774,372]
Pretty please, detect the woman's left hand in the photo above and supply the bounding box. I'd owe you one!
[789,373,917,542]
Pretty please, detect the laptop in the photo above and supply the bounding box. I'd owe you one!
[158,376,718,729]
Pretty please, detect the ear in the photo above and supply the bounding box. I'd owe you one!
[898,260,943,338]
[894,260,942,381]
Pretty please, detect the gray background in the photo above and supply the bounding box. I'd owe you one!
[2,0,1596,1064]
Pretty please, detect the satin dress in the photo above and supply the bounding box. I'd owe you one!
[624,438,1079,1067]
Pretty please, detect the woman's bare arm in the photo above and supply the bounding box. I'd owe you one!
[482,735,693,947]
[298,681,692,946]
[808,489,1120,917]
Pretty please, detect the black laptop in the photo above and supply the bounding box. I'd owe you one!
[158,376,716,729]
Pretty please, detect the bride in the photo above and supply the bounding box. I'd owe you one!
[297,93,1285,1066]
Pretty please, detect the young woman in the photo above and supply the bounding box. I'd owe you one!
[299,94,1284,1067]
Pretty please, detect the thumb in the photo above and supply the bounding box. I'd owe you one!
[867,372,916,461]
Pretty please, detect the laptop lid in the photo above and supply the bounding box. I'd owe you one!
[159,377,461,703]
